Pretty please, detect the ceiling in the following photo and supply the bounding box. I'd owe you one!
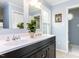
[44,0,69,6]
[0,0,70,8]
[0,0,70,10]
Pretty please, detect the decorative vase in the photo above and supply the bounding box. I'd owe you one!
[30,32,35,38]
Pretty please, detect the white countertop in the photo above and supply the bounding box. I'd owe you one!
[0,34,55,55]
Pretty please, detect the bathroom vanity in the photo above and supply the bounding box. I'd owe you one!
[0,35,56,58]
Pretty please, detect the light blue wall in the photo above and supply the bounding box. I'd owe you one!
[52,0,79,52]
[3,2,9,28]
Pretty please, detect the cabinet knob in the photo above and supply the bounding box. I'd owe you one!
[41,54,45,58]
[41,50,48,58]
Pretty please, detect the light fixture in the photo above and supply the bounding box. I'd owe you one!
[30,0,41,9]
[68,13,73,20]
[30,0,38,6]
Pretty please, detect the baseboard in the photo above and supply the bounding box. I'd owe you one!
[56,49,67,53]
[70,44,79,47]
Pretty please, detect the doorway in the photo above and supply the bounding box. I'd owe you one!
[68,6,79,56]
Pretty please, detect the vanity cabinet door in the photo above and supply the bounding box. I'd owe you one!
[33,51,42,58]
[35,47,49,58]
[25,46,49,58]
[41,47,49,58]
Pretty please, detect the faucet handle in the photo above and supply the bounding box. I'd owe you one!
[6,36,10,41]
[12,34,21,41]
[18,35,20,39]
[12,35,16,40]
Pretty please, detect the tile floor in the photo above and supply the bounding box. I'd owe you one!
[56,44,79,58]
[56,51,79,58]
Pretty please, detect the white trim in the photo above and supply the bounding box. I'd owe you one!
[67,4,79,9]
[8,2,23,9]
[50,0,69,6]
[12,10,24,15]
[70,44,79,48]
[31,13,41,17]
[66,4,79,53]
[69,44,79,56]
[56,49,67,53]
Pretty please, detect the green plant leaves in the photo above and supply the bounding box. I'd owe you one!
[27,20,36,32]
[17,22,24,29]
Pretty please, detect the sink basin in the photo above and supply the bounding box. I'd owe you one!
[0,40,7,46]
[4,39,30,46]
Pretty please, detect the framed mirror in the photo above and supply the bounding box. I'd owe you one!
[0,6,4,29]
[29,4,41,30]
[0,0,24,30]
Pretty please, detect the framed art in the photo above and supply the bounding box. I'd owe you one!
[55,13,62,23]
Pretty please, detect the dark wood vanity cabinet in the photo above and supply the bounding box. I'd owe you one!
[0,36,56,58]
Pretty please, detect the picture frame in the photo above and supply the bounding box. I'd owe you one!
[55,13,62,23]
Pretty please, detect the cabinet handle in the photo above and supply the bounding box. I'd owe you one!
[48,48,49,50]
[41,50,48,58]
[41,54,45,58]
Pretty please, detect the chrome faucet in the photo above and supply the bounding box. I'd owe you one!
[12,35,20,41]
[6,36,10,41]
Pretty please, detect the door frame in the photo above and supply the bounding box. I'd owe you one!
[66,4,79,53]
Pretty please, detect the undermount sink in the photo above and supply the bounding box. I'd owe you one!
[0,35,50,47]
[0,40,7,46]
[0,36,34,46]
[3,39,30,46]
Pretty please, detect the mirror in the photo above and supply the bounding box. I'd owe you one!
[29,4,41,30]
[0,0,42,30]
[11,11,24,29]
[0,7,3,29]
[0,0,24,29]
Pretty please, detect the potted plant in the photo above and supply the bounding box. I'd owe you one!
[17,22,24,29]
[27,19,36,38]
